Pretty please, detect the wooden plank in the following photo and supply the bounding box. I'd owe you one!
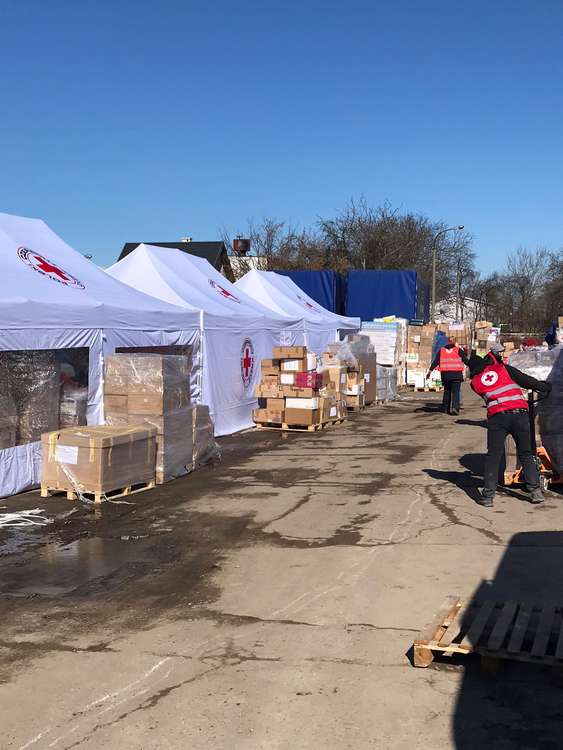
[531,606,556,658]
[416,596,461,646]
[438,603,469,648]
[487,602,518,651]
[507,604,532,654]
[460,600,496,651]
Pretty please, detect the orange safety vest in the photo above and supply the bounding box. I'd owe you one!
[438,346,465,372]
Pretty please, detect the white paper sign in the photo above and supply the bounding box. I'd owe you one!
[282,360,300,372]
[364,373,370,382]
[55,445,79,465]
[330,406,337,417]
[280,373,294,384]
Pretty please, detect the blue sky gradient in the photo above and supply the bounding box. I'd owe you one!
[1,0,562,271]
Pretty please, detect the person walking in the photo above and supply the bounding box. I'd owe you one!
[428,338,468,415]
[469,342,551,507]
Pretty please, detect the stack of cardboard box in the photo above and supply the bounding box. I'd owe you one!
[474,321,494,356]
[104,353,196,484]
[41,424,157,501]
[253,346,347,427]
[406,323,438,388]
[322,344,365,411]
[343,335,378,405]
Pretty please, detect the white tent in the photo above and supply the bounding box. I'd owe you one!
[235,269,360,352]
[106,245,305,436]
[0,213,199,498]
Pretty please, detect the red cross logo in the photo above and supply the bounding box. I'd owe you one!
[17,247,85,289]
[240,338,255,387]
[481,371,499,387]
[209,278,240,303]
[297,293,316,310]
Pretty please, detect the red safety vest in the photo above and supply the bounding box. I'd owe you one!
[439,346,465,372]
[471,360,528,417]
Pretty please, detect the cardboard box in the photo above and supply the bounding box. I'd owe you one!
[261,359,280,371]
[255,384,283,398]
[279,372,296,385]
[282,386,317,398]
[272,346,307,359]
[253,408,269,423]
[295,371,327,389]
[345,394,365,409]
[266,398,285,411]
[280,352,317,372]
[284,408,320,425]
[253,408,283,424]
[41,425,156,496]
[325,366,347,392]
[285,397,319,410]
[266,408,284,423]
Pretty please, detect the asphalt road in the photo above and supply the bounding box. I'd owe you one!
[1,387,562,749]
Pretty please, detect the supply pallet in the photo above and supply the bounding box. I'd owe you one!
[41,479,156,504]
[414,596,563,671]
[255,418,345,433]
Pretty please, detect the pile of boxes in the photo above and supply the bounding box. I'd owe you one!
[473,321,502,356]
[253,345,347,427]
[103,353,218,484]
[406,323,439,389]
[342,335,378,405]
[322,343,366,411]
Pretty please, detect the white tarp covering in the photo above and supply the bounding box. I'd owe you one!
[0,213,199,498]
[106,245,305,436]
[235,269,360,352]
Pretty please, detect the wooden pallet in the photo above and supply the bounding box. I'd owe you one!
[255,414,346,432]
[414,596,563,670]
[346,404,366,412]
[413,385,444,393]
[41,479,155,504]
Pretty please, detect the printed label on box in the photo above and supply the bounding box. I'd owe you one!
[55,445,79,465]
[329,406,337,417]
[340,373,346,384]
[364,373,370,382]
[282,360,300,372]
[280,373,294,384]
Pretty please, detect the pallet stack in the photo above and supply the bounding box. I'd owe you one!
[253,346,347,430]
[343,335,378,405]
[406,323,440,390]
[104,353,218,484]
[322,343,367,411]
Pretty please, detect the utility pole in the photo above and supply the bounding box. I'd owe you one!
[431,225,464,322]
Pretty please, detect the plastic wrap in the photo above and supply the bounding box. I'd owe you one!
[376,364,398,401]
[104,353,191,412]
[344,335,377,403]
[0,359,17,449]
[509,346,563,472]
[191,405,221,469]
[59,386,88,428]
[0,350,61,445]
[41,425,157,498]
[359,321,404,367]
[321,342,358,370]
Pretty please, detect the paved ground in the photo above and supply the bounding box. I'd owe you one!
[1,387,563,749]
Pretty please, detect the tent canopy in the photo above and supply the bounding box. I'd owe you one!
[235,270,360,330]
[0,214,198,331]
[106,244,302,331]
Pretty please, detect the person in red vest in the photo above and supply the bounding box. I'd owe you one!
[428,339,468,415]
[470,341,551,507]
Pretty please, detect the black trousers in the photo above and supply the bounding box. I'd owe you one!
[442,380,461,413]
[483,410,539,498]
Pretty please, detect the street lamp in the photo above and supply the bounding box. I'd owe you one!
[431,225,464,322]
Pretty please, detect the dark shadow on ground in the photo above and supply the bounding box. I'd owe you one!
[451,531,563,749]
[425,453,534,506]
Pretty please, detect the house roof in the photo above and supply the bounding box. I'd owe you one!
[118,241,232,276]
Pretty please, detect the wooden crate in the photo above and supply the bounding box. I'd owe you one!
[414,596,563,670]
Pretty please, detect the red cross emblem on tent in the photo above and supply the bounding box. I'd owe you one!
[17,247,85,289]
[241,338,255,387]
[297,294,315,310]
[481,371,499,387]
[209,278,240,303]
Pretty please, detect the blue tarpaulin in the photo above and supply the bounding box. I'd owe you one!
[277,270,341,313]
[345,270,430,321]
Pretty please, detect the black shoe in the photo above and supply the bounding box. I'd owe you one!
[476,492,494,507]
[529,489,545,504]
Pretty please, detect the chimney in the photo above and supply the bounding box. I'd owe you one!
[232,236,251,256]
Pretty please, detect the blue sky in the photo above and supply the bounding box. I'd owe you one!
[1,0,562,272]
